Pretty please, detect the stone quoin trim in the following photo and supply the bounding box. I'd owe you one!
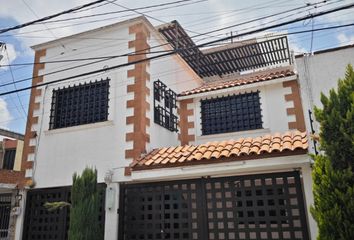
[21,49,46,187]
[178,98,195,145]
[283,80,306,132]
[125,23,151,163]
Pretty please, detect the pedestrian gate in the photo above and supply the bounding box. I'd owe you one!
[119,171,309,240]
[0,194,12,239]
[23,185,106,240]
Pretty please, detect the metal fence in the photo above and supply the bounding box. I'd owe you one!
[0,194,12,240]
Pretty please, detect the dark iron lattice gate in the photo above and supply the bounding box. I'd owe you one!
[23,185,106,240]
[119,171,309,240]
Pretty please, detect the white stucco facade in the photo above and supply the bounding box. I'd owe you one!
[28,17,202,189]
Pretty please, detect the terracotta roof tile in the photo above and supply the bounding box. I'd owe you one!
[179,68,295,97]
[131,131,309,170]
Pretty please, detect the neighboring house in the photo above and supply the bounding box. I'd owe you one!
[0,129,25,240]
[18,16,321,240]
[295,44,354,151]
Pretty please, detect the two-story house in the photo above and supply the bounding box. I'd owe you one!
[18,17,316,240]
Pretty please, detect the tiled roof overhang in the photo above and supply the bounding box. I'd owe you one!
[131,131,308,171]
[178,67,295,97]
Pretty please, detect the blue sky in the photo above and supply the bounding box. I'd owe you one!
[0,0,353,134]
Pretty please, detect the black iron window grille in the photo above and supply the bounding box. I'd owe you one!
[0,194,11,239]
[2,149,16,170]
[201,91,262,135]
[153,80,178,132]
[154,80,166,102]
[49,78,110,130]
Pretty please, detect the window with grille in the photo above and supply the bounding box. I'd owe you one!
[2,149,16,170]
[49,79,110,130]
[201,91,262,135]
[153,80,178,132]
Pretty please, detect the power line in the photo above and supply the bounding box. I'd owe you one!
[0,1,292,40]
[1,4,353,87]
[191,2,338,44]
[2,37,354,115]
[71,0,117,13]
[3,1,207,39]
[190,0,341,39]
[0,0,109,34]
[21,0,69,50]
[0,49,175,88]
[1,21,353,70]
[0,0,349,84]
[0,45,27,121]
[106,0,219,39]
[35,0,204,25]
[4,45,28,116]
[0,0,334,69]
[197,2,354,48]
[4,0,321,38]
[184,0,290,29]
[1,3,354,97]
[0,1,348,92]
[0,50,174,67]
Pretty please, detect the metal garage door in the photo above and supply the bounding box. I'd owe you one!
[118,171,309,240]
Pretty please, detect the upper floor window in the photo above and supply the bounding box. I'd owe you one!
[2,149,16,170]
[153,80,178,132]
[49,79,110,130]
[201,91,262,135]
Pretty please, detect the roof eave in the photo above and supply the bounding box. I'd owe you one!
[131,149,308,172]
[178,74,297,100]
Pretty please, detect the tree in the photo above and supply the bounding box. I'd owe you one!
[314,64,354,170]
[311,64,354,240]
[68,167,103,240]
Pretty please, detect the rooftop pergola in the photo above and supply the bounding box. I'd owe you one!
[158,21,292,78]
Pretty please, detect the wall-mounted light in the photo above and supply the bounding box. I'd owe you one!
[104,170,113,185]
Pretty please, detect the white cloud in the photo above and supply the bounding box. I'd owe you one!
[337,33,354,46]
[0,97,12,128]
[0,43,18,71]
